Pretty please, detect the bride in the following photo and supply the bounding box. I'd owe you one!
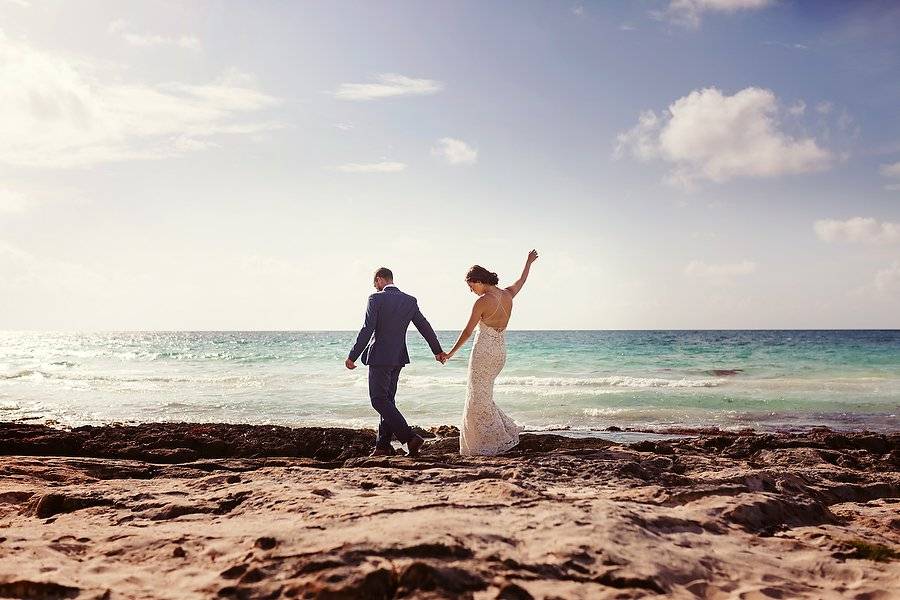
[445,249,539,456]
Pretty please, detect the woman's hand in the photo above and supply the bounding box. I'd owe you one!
[527,249,539,264]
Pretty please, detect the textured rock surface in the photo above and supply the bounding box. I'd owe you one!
[0,423,897,598]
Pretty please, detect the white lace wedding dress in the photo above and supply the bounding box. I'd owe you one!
[459,301,524,456]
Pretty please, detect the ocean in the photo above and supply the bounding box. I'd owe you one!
[0,330,897,433]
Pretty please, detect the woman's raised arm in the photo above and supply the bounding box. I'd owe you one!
[505,249,539,298]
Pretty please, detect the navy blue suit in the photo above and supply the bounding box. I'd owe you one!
[349,286,443,448]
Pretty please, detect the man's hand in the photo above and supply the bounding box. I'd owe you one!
[526,249,539,264]
[345,358,357,370]
[435,352,449,364]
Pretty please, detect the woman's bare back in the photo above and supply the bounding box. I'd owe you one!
[479,287,514,331]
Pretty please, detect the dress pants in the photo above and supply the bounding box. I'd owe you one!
[368,365,412,448]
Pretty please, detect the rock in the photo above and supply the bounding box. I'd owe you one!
[0,422,376,463]
[431,425,460,438]
[397,562,486,594]
[304,561,396,599]
[709,369,743,376]
[496,582,534,599]
[31,493,113,519]
[220,564,248,579]
[0,580,82,599]
[410,426,436,439]
[255,537,277,550]
[426,437,460,454]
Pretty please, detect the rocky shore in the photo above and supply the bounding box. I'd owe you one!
[0,422,898,599]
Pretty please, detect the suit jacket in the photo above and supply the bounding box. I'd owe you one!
[348,286,443,366]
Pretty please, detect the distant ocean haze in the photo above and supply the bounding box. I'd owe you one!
[0,331,897,433]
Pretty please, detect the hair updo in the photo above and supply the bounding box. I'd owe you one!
[465,265,499,286]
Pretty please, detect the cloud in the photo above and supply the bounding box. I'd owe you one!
[880,161,900,178]
[0,240,108,294]
[108,19,200,50]
[815,101,833,115]
[763,41,809,51]
[814,217,900,245]
[0,32,281,168]
[661,0,773,29]
[333,161,407,173]
[880,161,900,190]
[684,259,757,279]
[788,100,806,116]
[332,73,443,101]
[123,32,201,50]
[571,4,585,17]
[431,137,478,165]
[616,87,833,189]
[1,0,30,7]
[874,262,900,295]
[0,188,33,214]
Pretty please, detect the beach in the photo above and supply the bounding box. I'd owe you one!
[1,422,897,599]
[4,0,900,597]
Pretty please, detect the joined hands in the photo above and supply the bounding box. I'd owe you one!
[436,352,450,364]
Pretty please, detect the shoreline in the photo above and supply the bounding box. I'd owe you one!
[1,421,898,598]
[2,421,897,463]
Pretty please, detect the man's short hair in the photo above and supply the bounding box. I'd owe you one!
[374,267,393,281]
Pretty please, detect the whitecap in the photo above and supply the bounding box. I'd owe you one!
[496,375,724,388]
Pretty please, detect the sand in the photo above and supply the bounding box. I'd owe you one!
[0,423,898,599]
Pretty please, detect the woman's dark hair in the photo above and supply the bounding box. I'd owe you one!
[465,265,499,286]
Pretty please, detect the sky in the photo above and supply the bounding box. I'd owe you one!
[1,0,899,330]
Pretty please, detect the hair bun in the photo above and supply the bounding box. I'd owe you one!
[466,265,499,286]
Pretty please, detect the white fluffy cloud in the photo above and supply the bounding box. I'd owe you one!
[814,217,900,245]
[334,161,407,173]
[108,19,201,50]
[616,87,833,189]
[663,0,773,29]
[332,73,443,101]
[0,32,280,168]
[431,137,478,165]
[684,259,757,279]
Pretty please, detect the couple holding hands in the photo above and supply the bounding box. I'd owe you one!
[345,250,539,457]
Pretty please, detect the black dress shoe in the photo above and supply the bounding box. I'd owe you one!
[369,447,395,457]
[405,435,425,457]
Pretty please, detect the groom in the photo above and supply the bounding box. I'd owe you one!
[345,267,446,457]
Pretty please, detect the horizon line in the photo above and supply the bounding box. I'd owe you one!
[2,328,899,334]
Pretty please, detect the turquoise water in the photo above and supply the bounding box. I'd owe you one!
[0,331,897,432]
